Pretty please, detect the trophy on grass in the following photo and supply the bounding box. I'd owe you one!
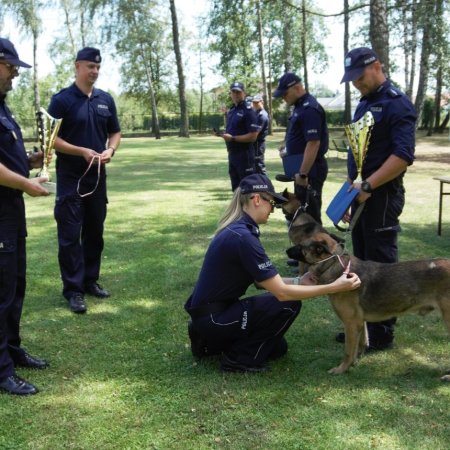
[35,107,62,193]
[326,111,375,226]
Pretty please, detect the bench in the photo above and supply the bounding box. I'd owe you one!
[329,139,348,158]
[433,176,450,236]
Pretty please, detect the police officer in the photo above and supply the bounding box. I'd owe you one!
[0,38,50,395]
[48,47,121,314]
[339,47,416,350]
[273,73,329,224]
[218,82,261,191]
[185,173,361,373]
[251,94,269,174]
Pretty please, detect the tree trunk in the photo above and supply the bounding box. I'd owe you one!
[369,0,390,77]
[256,0,271,133]
[169,0,189,137]
[283,10,293,72]
[433,0,444,131]
[32,30,40,114]
[407,0,418,99]
[414,1,435,128]
[301,0,308,90]
[198,46,204,133]
[343,0,352,124]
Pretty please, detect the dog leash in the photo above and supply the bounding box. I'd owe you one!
[77,155,101,197]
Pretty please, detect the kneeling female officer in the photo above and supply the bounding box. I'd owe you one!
[185,174,360,373]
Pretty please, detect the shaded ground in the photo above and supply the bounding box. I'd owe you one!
[414,130,450,164]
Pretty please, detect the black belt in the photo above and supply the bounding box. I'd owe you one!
[186,300,235,319]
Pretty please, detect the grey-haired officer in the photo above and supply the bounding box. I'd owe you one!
[273,73,329,223]
[48,47,121,314]
[0,38,50,396]
[218,82,261,191]
[251,94,269,174]
[339,47,416,351]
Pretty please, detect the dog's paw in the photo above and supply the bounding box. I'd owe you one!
[328,365,347,375]
[440,372,450,382]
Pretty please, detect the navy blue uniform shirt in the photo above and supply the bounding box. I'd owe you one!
[0,96,29,197]
[190,213,278,307]
[285,92,329,158]
[225,101,261,152]
[48,83,120,192]
[347,80,416,181]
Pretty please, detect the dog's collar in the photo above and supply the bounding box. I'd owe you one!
[310,245,348,271]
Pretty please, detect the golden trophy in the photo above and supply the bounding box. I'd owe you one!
[344,111,375,181]
[35,107,62,193]
[326,111,375,225]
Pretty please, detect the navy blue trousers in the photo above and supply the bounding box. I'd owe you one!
[0,197,28,378]
[351,183,405,344]
[54,180,107,299]
[192,293,301,366]
[228,149,255,191]
[255,142,266,174]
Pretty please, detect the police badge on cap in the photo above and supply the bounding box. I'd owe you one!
[76,47,102,63]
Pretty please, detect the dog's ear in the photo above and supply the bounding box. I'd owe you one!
[330,233,345,244]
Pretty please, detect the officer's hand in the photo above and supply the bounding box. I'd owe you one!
[83,149,101,163]
[23,177,50,197]
[294,173,308,187]
[100,148,114,164]
[222,133,233,142]
[352,182,371,204]
[28,150,44,169]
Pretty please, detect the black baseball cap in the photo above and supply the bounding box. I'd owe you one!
[341,47,378,83]
[230,81,245,92]
[0,38,31,68]
[76,47,102,63]
[273,73,301,98]
[239,174,287,204]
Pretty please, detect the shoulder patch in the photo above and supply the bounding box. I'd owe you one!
[387,88,401,98]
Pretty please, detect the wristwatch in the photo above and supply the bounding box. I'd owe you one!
[298,173,308,179]
[361,180,373,193]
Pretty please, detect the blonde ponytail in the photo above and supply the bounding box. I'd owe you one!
[215,187,253,235]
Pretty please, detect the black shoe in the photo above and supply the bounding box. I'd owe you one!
[85,282,110,298]
[335,332,393,351]
[0,375,38,395]
[68,293,87,314]
[13,351,49,369]
[287,259,299,267]
[187,320,208,359]
[221,355,271,373]
[365,341,393,353]
[268,337,288,361]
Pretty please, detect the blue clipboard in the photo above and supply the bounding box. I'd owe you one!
[281,154,318,178]
[326,181,359,225]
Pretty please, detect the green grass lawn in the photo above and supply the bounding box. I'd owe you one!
[1,132,449,450]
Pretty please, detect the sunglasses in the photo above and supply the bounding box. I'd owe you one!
[0,62,19,73]
[260,195,277,208]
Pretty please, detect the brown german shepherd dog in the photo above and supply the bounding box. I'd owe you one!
[286,212,450,381]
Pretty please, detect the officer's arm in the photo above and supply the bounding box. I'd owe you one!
[364,154,408,190]
[223,131,259,143]
[0,162,49,197]
[257,273,360,301]
[53,136,100,162]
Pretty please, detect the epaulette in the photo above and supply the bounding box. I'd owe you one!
[387,88,401,98]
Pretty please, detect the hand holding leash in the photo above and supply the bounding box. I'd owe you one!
[333,272,361,292]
